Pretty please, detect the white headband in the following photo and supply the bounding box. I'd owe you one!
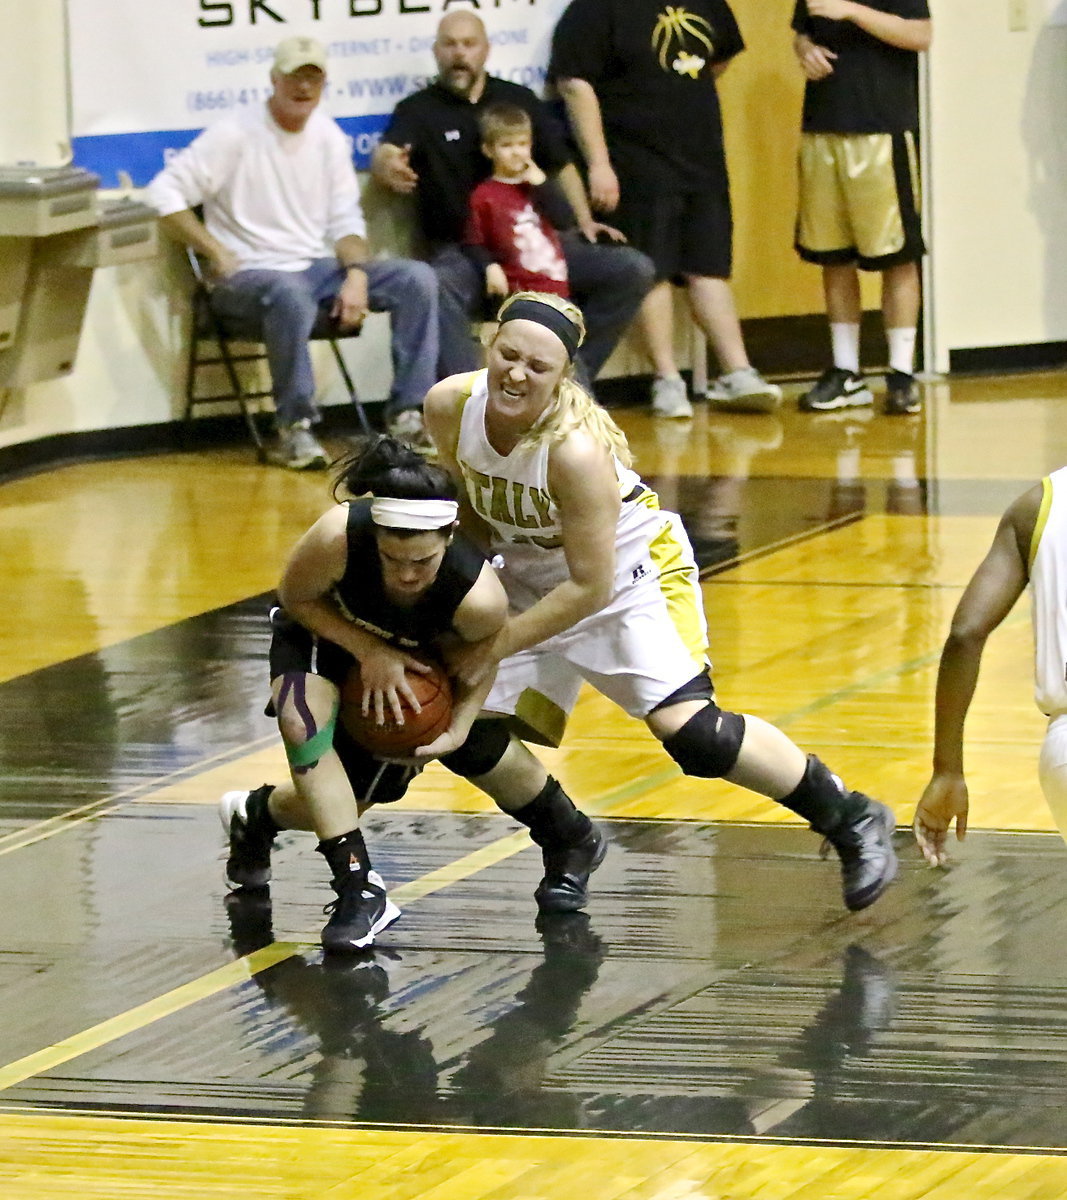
[370,497,459,530]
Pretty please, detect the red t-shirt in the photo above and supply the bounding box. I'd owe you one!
[463,178,569,297]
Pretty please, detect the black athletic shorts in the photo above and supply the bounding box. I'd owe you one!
[268,608,415,807]
[613,180,733,282]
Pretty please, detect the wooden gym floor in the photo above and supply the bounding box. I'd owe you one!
[3,371,1067,1198]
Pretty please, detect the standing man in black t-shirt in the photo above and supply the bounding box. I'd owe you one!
[371,10,654,386]
[792,0,932,417]
[549,0,782,419]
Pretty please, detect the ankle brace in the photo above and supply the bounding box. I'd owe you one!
[316,827,369,886]
[511,777,592,849]
[779,755,865,832]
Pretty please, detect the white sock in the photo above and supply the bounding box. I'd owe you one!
[886,326,917,375]
[837,447,861,483]
[830,323,861,373]
[893,452,917,485]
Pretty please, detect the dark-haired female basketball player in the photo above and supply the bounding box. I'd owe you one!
[221,435,605,954]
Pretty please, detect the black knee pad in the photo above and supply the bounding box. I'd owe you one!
[662,703,746,779]
[440,717,511,778]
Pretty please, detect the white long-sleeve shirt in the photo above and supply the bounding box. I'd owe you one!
[145,103,366,272]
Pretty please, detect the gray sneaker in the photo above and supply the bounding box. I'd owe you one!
[276,419,327,470]
[387,408,435,455]
[651,375,693,419]
[707,367,782,414]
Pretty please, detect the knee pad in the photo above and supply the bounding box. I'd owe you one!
[662,703,746,779]
[440,718,511,778]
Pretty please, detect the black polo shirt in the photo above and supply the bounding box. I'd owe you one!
[382,76,573,245]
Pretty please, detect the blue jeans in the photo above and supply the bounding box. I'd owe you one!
[211,257,438,427]
[431,234,654,385]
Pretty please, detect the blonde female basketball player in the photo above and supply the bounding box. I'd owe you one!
[425,291,898,911]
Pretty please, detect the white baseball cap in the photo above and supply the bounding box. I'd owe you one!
[273,36,327,75]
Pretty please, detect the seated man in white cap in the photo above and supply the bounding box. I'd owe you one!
[147,36,439,467]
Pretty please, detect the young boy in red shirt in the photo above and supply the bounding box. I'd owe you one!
[462,104,573,300]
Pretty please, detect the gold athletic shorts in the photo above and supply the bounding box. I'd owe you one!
[796,131,925,269]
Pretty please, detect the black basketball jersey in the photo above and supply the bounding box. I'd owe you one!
[330,499,485,653]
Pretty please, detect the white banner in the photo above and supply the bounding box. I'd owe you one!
[69,0,570,185]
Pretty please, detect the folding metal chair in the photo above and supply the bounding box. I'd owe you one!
[182,248,371,461]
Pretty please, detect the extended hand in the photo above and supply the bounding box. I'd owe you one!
[913,774,969,867]
[357,646,430,726]
[795,35,838,81]
[379,143,419,194]
[333,268,369,330]
[485,263,509,297]
[409,723,471,762]
[523,160,547,187]
[587,161,620,213]
[208,244,241,280]
[578,219,627,244]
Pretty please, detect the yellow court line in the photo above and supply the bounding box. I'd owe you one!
[0,942,296,1092]
[0,734,277,857]
[390,830,531,903]
[0,829,537,1094]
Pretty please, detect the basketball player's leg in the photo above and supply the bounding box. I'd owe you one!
[219,633,353,893]
[441,653,607,911]
[851,130,926,413]
[572,520,897,911]
[221,612,398,951]
[274,669,401,951]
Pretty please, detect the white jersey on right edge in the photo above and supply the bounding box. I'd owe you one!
[1030,467,1067,716]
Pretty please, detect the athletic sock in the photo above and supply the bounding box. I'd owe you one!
[511,777,592,849]
[316,827,370,886]
[830,323,861,373]
[778,755,865,832]
[886,326,917,375]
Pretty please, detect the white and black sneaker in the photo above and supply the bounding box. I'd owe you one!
[321,869,401,954]
[219,786,276,890]
[799,368,874,412]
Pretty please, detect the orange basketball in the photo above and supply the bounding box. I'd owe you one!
[339,658,453,756]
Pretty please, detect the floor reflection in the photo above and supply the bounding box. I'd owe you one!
[225,892,606,1128]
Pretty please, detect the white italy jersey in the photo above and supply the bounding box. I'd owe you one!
[1030,467,1067,716]
[455,370,669,609]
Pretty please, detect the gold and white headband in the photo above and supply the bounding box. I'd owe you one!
[370,497,459,530]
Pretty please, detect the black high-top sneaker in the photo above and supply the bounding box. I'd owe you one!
[534,826,608,912]
[321,869,401,954]
[819,796,898,911]
[219,786,277,890]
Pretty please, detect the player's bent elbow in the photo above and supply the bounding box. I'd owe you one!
[578,578,614,618]
[944,625,989,659]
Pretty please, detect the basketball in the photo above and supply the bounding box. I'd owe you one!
[339,657,453,756]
